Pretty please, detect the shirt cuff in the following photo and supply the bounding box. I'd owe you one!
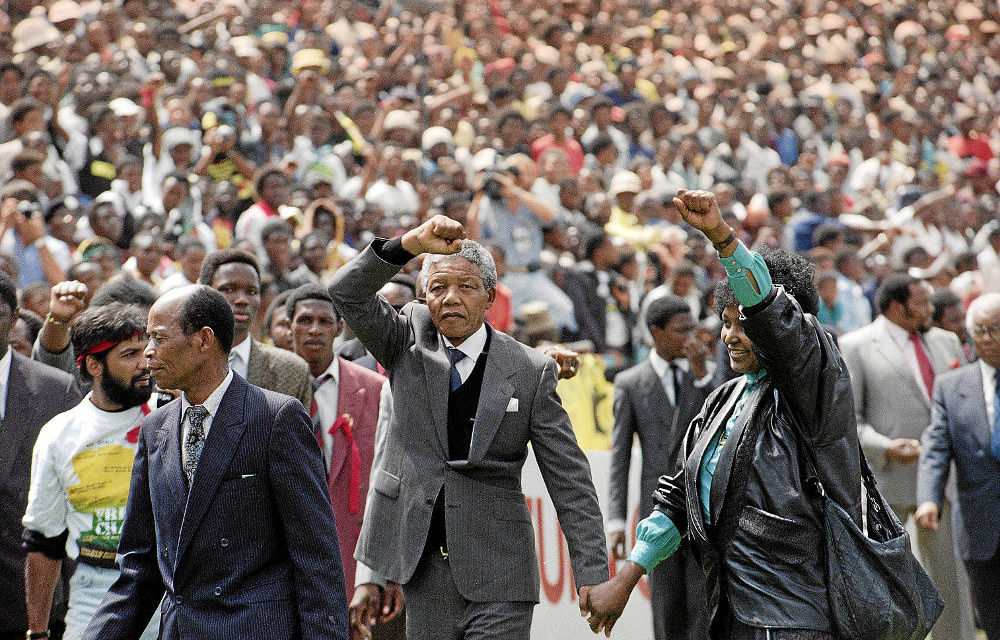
[372,237,416,266]
[606,518,626,534]
[718,241,773,308]
[626,511,681,573]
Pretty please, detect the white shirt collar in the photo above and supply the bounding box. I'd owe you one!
[882,316,916,344]
[442,323,489,362]
[230,335,252,365]
[0,348,11,387]
[181,369,234,418]
[981,359,997,386]
[648,350,689,380]
[316,356,340,385]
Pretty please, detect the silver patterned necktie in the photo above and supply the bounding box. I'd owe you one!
[183,405,209,484]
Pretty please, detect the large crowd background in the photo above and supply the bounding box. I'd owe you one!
[1,0,1000,635]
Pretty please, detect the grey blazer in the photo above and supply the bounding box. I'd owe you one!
[329,245,608,603]
[918,364,1000,562]
[246,338,312,409]
[609,359,711,525]
[840,317,965,506]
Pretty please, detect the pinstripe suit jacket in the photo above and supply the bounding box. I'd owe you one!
[247,338,312,409]
[329,245,608,603]
[82,373,348,640]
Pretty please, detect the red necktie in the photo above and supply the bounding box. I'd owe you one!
[909,333,935,397]
[330,414,361,514]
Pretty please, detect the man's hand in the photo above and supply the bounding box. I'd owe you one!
[349,584,381,639]
[608,530,627,560]
[580,562,644,637]
[915,501,940,531]
[379,581,404,622]
[16,211,47,246]
[684,338,710,380]
[673,189,730,244]
[49,280,90,323]
[542,345,580,379]
[400,214,465,256]
[885,438,920,465]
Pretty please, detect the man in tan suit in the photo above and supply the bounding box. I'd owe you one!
[199,249,311,408]
[840,273,973,640]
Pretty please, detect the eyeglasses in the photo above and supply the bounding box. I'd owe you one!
[972,324,1000,340]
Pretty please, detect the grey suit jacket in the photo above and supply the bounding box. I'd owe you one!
[329,245,608,603]
[0,351,82,634]
[840,317,964,505]
[608,359,711,527]
[918,363,1000,562]
[246,339,312,409]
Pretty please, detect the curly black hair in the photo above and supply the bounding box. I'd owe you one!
[713,247,819,316]
[71,302,148,381]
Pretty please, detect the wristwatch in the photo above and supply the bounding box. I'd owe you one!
[27,631,50,640]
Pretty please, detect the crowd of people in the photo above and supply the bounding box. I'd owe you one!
[2,0,1000,637]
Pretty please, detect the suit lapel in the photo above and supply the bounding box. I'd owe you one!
[468,330,516,463]
[684,378,744,542]
[0,354,33,486]
[960,366,992,451]
[419,320,451,459]
[155,402,188,511]
[710,382,766,526]
[176,376,249,564]
[872,321,928,406]
[245,339,264,386]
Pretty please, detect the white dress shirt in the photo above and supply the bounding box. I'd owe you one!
[882,317,932,402]
[442,323,489,385]
[180,370,234,470]
[0,348,11,421]
[313,358,341,467]
[648,350,715,406]
[981,360,997,427]
[228,336,252,379]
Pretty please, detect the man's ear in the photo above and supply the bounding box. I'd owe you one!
[486,287,497,310]
[85,354,103,380]
[196,326,217,352]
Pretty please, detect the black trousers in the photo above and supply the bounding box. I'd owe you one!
[727,620,834,640]
[966,548,1000,640]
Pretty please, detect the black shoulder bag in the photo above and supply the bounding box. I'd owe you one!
[774,388,943,640]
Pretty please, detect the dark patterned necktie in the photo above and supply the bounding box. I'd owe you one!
[448,348,466,392]
[183,405,209,484]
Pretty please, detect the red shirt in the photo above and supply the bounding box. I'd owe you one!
[485,282,514,334]
[947,134,994,162]
[530,135,585,174]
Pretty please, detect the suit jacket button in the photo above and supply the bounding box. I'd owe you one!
[425,498,433,505]
[214,587,222,596]
[220,538,230,547]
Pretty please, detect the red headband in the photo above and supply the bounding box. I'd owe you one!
[76,331,144,366]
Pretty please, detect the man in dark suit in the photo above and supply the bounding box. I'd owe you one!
[199,248,312,408]
[608,295,711,640]
[0,272,82,640]
[917,292,1000,640]
[331,216,609,640]
[82,285,348,640]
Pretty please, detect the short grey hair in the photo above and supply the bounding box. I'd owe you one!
[419,240,498,294]
[966,292,1000,336]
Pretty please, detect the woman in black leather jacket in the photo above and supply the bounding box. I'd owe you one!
[582,190,863,640]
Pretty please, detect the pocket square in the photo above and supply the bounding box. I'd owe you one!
[506,398,519,412]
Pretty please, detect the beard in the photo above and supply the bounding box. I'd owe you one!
[101,370,153,408]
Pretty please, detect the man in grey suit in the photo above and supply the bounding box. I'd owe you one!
[608,295,711,640]
[330,215,609,640]
[917,292,1000,640]
[840,272,974,640]
[198,248,312,408]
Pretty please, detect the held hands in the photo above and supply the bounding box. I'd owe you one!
[579,563,644,637]
[542,345,580,379]
[608,530,627,560]
[672,189,730,244]
[400,214,466,256]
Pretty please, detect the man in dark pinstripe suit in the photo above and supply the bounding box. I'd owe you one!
[82,285,348,640]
